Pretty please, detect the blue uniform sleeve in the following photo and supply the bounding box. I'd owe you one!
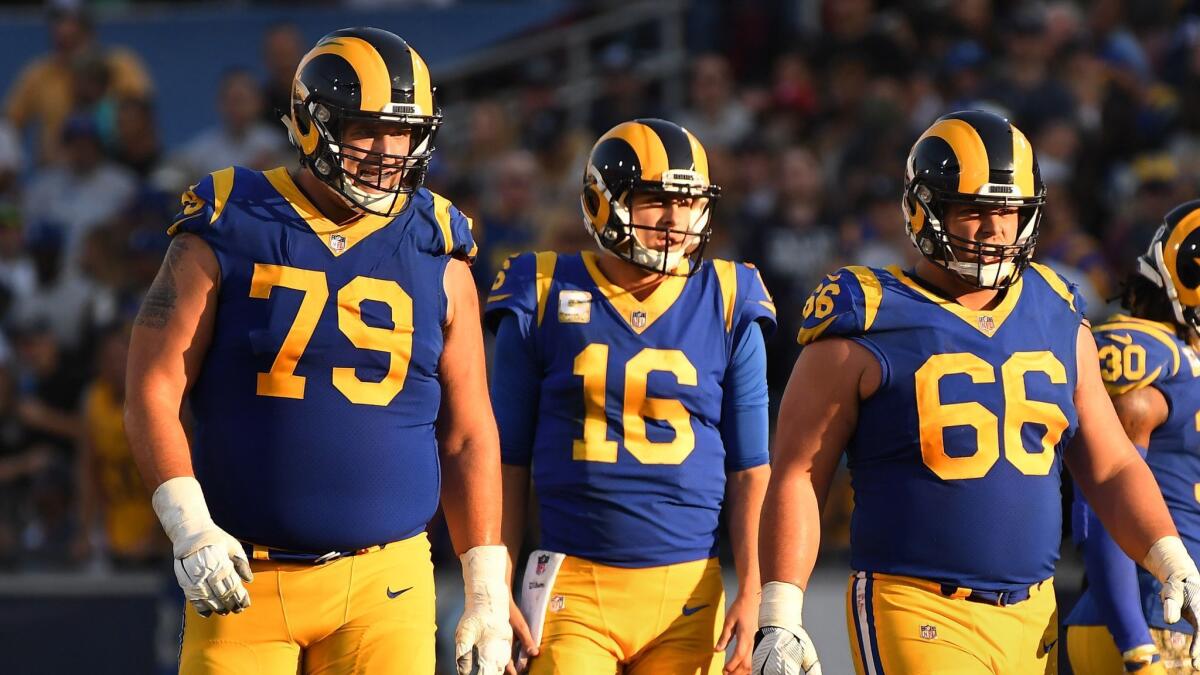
[796,266,882,345]
[1073,467,1155,654]
[1092,320,1181,396]
[720,321,769,471]
[483,251,545,337]
[167,168,230,240]
[733,263,777,340]
[491,314,540,466]
[420,189,478,263]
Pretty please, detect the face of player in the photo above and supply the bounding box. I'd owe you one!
[339,121,414,194]
[628,191,699,253]
[942,203,1020,263]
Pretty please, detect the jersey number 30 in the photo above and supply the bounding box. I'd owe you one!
[916,351,1069,480]
[250,263,413,406]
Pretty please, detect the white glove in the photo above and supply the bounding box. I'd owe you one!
[152,476,253,618]
[455,545,513,675]
[751,581,822,675]
[1144,535,1200,668]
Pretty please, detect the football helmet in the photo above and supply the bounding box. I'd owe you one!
[1134,199,1200,333]
[903,110,1046,288]
[283,27,440,217]
[581,118,720,276]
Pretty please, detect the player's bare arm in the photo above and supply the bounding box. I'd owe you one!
[1066,323,1177,563]
[127,233,252,618]
[754,336,877,675]
[718,463,768,675]
[761,336,877,588]
[438,257,503,552]
[126,233,218,489]
[1110,385,1169,448]
[438,256,512,673]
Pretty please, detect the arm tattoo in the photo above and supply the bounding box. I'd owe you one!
[134,237,190,329]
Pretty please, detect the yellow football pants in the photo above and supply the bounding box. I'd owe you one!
[529,555,725,675]
[845,571,1058,675]
[179,532,435,675]
[1065,624,1185,675]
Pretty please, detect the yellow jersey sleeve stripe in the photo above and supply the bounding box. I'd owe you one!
[430,192,454,255]
[713,259,738,332]
[796,315,836,345]
[535,251,558,327]
[1098,321,1181,377]
[210,167,235,224]
[1028,263,1076,311]
[844,266,882,331]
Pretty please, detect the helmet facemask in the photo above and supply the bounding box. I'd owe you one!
[288,85,441,218]
[583,165,718,277]
[906,181,1043,290]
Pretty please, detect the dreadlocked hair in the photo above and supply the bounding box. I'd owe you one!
[1120,274,1179,328]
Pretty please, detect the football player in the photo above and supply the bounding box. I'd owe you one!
[751,110,1200,675]
[1064,201,1200,675]
[486,119,774,674]
[125,28,511,675]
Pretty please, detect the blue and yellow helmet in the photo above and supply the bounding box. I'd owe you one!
[904,110,1046,289]
[581,118,721,277]
[1136,200,1200,333]
[284,27,440,217]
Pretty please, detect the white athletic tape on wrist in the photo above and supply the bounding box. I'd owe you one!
[759,581,805,635]
[1144,536,1199,583]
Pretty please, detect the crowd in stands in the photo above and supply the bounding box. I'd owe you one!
[3,0,1200,570]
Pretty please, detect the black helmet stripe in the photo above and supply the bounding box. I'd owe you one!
[638,118,697,172]
[943,111,1016,187]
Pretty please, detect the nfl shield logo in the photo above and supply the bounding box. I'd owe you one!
[977,315,995,334]
[920,624,937,640]
[631,310,648,329]
[535,554,550,575]
[330,234,347,253]
[550,595,565,612]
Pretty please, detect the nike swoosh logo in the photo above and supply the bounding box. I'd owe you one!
[1109,333,1134,345]
[682,603,709,616]
[387,586,412,599]
[1042,638,1058,655]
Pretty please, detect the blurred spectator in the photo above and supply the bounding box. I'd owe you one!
[22,115,136,273]
[0,121,24,199]
[676,54,753,151]
[4,1,152,165]
[13,318,83,438]
[476,150,544,283]
[112,98,163,180]
[0,364,53,569]
[173,68,287,177]
[989,7,1075,136]
[260,22,305,132]
[0,203,37,324]
[75,322,163,569]
[588,43,659,137]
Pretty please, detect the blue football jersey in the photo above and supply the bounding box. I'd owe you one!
[798,264,1086,591]
[485,251,775,567]
[168,166,475,552]
[1087,315,1200,631]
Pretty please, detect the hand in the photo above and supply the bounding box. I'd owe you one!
[174,533,253,617]
[1143,536,1200,669]
[1121,644,1165,673]
[506,596,539,675]
[752,581,821,675]
[716,591,758,675]
[152,477,253,618]
[751,626,822,675]
[456,545,513,675]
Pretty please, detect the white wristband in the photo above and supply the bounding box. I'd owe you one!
[759,581,805,634]
[1143,535,1199,583]
[461,545,509,619]
[151,476,218,559]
